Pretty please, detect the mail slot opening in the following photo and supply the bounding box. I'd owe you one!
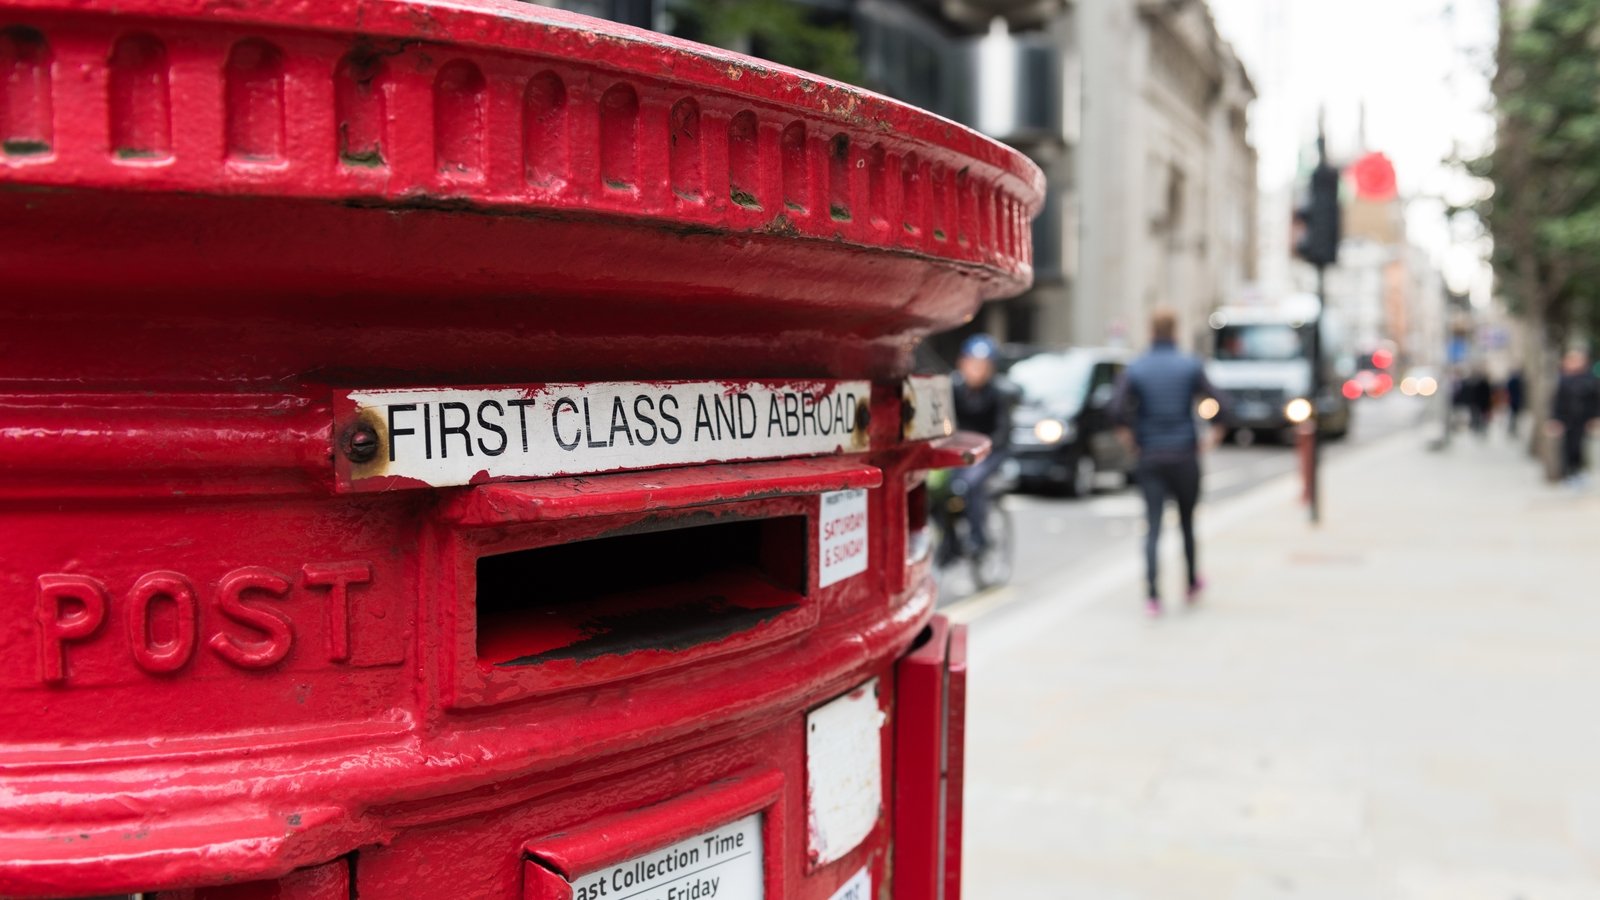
[475,515,808,666]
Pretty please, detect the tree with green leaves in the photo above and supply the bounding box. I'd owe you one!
[671,0,863,85]
[1473,0,1600,456]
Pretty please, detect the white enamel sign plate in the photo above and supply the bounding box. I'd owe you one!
[334,379,868,491]
[826,867,871,900]
[570,813,764,900]
[901,374,956,442]
[805,679,884,866]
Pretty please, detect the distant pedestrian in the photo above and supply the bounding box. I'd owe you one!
[1110,308,1230,617]
[1506,369,1525,437]
[1450,369,1470,433]
[1467,368,1493,436]
[1549,349,1600,486]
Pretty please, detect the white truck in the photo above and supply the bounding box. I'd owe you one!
[1204,295,1353,441]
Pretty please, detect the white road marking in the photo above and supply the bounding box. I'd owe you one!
[1004,494,1054,510]
[1087,495,1144,517]
[944,585,1017,625]
[1203,464,1273,496]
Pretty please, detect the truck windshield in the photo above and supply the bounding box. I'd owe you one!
[1214,324,1308,361]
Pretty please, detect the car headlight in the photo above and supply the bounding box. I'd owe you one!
[1284,398,1314,423]
[1033,418,1068,443]
[1197,397,1220,420]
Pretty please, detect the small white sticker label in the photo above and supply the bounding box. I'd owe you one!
[569,813,763,900]
[818,489,869,589]
[826,867,871,900]
[806,680,884,866]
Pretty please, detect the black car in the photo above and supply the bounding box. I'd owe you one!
[1006,348,1136,496]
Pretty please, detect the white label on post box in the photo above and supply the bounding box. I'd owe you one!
[336,379,869,491]
[806,680,884,866]
[568,813,764,900]
[825,867,871,900]
[901,374,956,442]
[818,489,869,589]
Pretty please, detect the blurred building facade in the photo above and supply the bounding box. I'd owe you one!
[1073,0,1257,351]
[525,0,1256,353]
[907,0,1258,353]
[967,9,1077,347]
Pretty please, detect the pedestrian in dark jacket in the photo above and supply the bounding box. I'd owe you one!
[1550,350,1600,485]
[1450,370,1469,433]
[1506,369,1525,437]
[1467,368,1493,436]
[1109,308,1230,617]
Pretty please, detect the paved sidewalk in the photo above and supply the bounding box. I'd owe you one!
[963,428,1600,899]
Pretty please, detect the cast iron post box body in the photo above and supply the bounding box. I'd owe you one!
[0,2,1042,897]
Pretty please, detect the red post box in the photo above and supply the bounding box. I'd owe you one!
[0,2,1042,897]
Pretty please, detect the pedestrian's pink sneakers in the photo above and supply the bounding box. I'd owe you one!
[1186,578,1206,607]
[1146,598,1162,618]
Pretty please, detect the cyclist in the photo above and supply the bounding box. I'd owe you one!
[947,333,1019,561]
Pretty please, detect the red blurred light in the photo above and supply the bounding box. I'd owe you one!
[1370,373,1393,396]
[1342,379,1363,400]
[1352,151,1399,201]
[1372,348,1394,370]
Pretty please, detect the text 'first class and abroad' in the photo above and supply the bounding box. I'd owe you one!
[341,380,870,489]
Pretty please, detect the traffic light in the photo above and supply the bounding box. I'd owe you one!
[1295,158,1341,267]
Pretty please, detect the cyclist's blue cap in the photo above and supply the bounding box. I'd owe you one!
[960,334,999,360]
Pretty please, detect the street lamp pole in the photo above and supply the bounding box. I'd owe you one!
[1310,264,1325,523]
[1297,128,1340,525]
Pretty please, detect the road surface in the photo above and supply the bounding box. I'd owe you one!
[938,394,1431,604]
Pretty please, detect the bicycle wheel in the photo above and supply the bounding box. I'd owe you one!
[969,503,1015,589]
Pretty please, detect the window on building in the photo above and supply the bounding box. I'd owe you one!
[1033,185,1063,280]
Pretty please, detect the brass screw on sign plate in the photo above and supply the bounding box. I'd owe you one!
[341,422,380,464]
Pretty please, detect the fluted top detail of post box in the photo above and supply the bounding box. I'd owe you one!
[0,0,1045,295]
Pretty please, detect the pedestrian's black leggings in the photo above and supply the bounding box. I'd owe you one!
[1562,425,1587,478]
[1138,457,1200,599]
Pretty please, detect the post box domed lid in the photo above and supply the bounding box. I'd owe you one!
[0,0,1044,323]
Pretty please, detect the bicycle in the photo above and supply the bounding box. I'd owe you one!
[927,462,1016,591]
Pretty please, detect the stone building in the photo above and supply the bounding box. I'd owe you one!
[524,0,1256,353]
[915,0,1259,351]
[1072,0,1256,350]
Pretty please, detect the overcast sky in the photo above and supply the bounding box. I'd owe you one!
[1208,0,1499,288]
[1209,0,1497,192]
